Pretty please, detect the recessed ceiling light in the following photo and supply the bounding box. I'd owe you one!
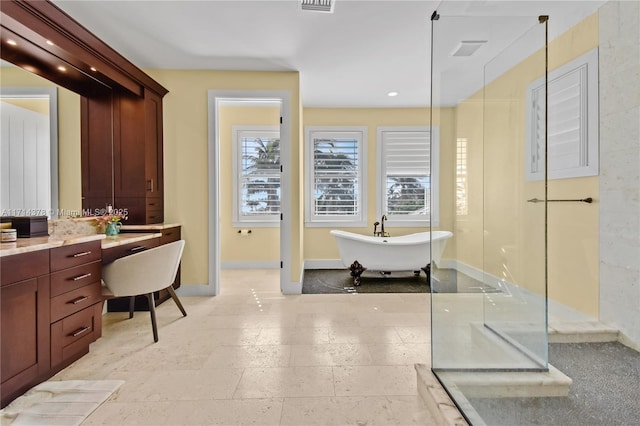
[387,91,399,97]
[7,39,17,46]
[46,40,54,46]
[57,66,67,72]
[451,40,487,57]
[90,67,97,72]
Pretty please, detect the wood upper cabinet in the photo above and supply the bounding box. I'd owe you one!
[82,86,166,224]
[81,92,114,214]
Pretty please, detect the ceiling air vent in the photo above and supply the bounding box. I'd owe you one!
[300,0,334,13]
[452,40,487,57]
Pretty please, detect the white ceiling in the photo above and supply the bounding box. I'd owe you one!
[51,0,606,107]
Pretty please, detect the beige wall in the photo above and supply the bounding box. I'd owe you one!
[2,12,601,311]
[145,69,301,285]
[453,13,600,316]
[219,105,280,263]
[302,107,456,261]
[0,66,82,214]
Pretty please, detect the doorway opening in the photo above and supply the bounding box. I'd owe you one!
[206,90,291,296]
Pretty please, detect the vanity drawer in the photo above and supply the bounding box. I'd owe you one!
[50,240,102,273]
[50,303,101,368]
[50,261,101,297]
[145,210,163,224]
[160,226,181,245]
[1,250,49,285]
[50,282,102,323]
[146,197,163,210]
[101,238,159,264]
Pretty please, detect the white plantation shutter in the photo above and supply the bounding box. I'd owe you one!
[305,127,367,226]
[384,131,430,176]
[232,127,280,226]
[377,127,439,226]
[313,137,359,216]
[526,49,598,180]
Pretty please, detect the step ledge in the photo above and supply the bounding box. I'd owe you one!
[435,364,572,398]
[415,364,469,426]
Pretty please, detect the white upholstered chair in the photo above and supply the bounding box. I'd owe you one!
[102,240,186,342]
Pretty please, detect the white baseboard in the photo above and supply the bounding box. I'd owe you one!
[221,261,280,269]
[175,283,217,296]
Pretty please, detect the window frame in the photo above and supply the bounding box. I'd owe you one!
[376,126,439,228]
[526,48,599,181]
[232,125,281,227]
[304,126,368,227]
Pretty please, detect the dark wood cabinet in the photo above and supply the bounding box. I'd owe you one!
[82,86,166,224]
[0,270,50,408]
[0,240,103,408]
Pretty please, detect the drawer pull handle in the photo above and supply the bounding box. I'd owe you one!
[72,273,92,281]
[69,295,90,304]
[72,251,92,258]
[71,326,91,337]
[130,246,147,252]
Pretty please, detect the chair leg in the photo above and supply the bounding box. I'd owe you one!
[166,285,187,317]
[147,293,159,342]
[129,296,135,319]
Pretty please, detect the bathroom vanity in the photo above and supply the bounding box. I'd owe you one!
[0,236,104,407]
[0,224,182,407]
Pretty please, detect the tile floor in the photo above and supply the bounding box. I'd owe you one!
[53,269,437,425]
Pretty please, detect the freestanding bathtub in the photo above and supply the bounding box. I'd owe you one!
[330,230,453,285]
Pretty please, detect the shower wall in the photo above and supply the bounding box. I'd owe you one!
[453,13,600,317]
[598,0,640,348]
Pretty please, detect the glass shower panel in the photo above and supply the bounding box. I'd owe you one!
[482,19,549,370]
[431,14,547,373]
[429,11,549,424]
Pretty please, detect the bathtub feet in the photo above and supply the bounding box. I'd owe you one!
[421,263,431,281]
[349,260,367,286]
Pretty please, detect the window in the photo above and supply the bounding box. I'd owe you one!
[456,138,469,217]
[377,127,439,227]
[305,127,367,226]
[232,126,280,226]
[526,48,599,181]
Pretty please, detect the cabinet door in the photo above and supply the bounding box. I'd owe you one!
[113,89,145,198]
[145,88,163,198]
[0,276,50,407]
[81,94,114,206]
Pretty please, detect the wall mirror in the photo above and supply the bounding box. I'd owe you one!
[0,82,59,218]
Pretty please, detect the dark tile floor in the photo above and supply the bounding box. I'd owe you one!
[302,268,499,294]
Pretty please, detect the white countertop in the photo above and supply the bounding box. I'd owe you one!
[0,234,106,257]
[120,223,180,231]
[100,232,162,249]
[0,231,165,257]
